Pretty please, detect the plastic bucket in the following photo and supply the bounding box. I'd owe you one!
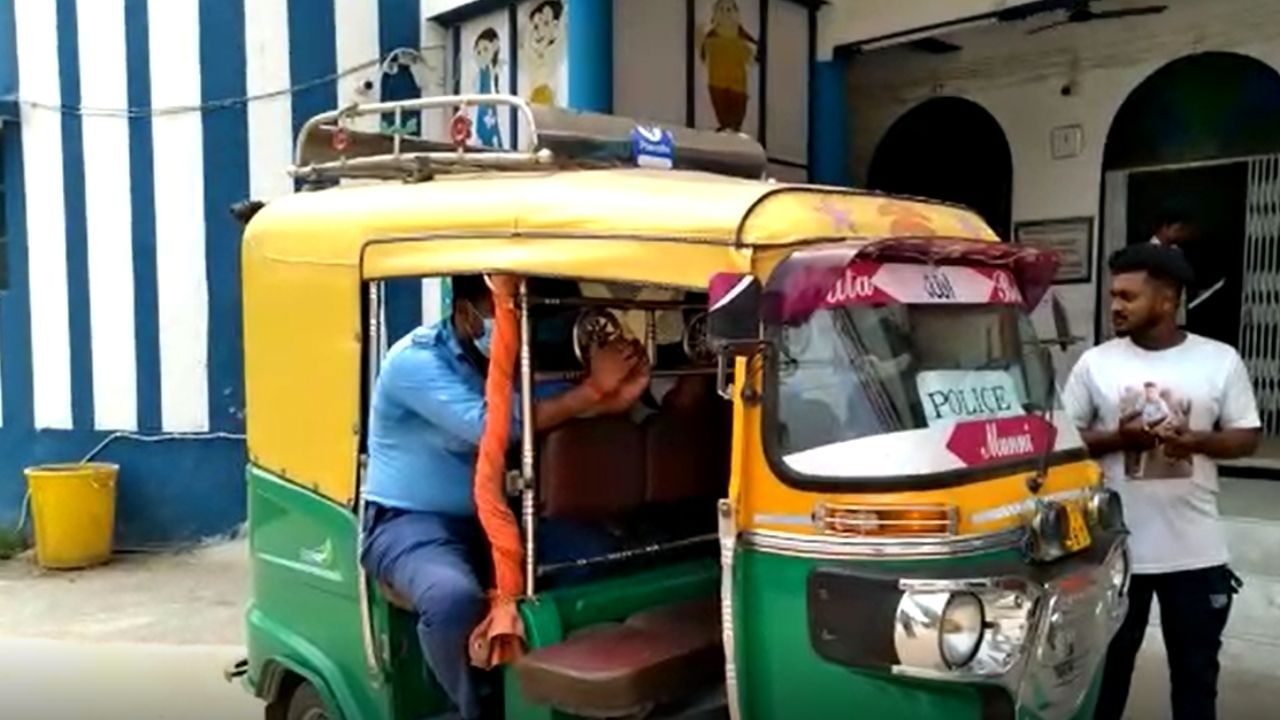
[24,463,118,569]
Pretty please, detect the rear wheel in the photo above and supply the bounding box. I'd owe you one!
[286,682,331,720]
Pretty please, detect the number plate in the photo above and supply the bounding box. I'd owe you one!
[1064,504,1092,553]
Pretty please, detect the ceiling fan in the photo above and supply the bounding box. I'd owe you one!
[1026,0,1168,35]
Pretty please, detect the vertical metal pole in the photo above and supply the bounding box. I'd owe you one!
[357,281,385,680]
[646,310,658,365]
[393,105,404,157]
[519,281,537,596]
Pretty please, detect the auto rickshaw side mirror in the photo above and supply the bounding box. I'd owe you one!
[707,273,763,354]
[707,273,765,401]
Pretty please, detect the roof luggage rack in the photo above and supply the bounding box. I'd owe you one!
[291,94,768,185]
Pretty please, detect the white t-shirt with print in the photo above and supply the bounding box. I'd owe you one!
[1062,335,1260,574]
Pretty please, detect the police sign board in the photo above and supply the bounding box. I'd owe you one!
[916,369,1024,428]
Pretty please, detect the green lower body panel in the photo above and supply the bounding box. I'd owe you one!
[734,547,1107,720]
[244,465,395,720]
[243,464,1107,720]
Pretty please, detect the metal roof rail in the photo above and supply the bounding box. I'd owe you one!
[291,93,770,184]
[292,94,552,184]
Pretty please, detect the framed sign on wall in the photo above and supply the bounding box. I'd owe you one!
[1014,216,1095,284]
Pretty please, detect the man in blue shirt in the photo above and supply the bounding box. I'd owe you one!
[360,275,648,720]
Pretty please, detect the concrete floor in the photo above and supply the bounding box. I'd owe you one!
[0,481,1277,718]
[0,538,247,645]
[0,637,259,720]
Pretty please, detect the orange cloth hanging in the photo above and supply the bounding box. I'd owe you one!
[467,279,527,669]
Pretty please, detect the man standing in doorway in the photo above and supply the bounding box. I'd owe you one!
[1063,243,1258,720]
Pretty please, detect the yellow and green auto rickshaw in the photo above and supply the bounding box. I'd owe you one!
[228,95,1129,720]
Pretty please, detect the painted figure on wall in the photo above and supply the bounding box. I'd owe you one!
[524,0,565,106]
[700,0,757,132]
[474,27,504,148]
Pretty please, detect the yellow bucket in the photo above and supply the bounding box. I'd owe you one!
[24,463,118,569]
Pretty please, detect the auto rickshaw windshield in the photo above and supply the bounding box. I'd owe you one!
[772,302,1055,477]
[758,246,1068,487]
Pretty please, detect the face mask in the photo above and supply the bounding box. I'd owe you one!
[474,318,495,357]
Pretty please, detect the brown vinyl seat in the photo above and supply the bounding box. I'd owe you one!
[643,388,730,505]
[515,598,723,718]
[538,416,646,521]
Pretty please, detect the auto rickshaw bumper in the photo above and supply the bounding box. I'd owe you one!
[804,532,1129,720]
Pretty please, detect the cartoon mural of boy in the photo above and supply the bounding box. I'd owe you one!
[473,28,503,148]
[524,0,565,106]
[699,0,758,132]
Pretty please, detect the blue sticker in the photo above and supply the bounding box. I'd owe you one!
[631,125,675,170]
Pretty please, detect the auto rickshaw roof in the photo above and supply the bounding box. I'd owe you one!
[244,168,1001,286]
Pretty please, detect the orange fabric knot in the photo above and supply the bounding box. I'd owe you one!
[468,593,526,669]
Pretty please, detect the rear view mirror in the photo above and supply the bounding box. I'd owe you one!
[707,273,763,355]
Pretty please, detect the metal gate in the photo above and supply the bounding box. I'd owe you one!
[1241,155,1280,435]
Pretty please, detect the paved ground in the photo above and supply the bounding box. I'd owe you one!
[0,539,256,719]
[0,487,1277,719]
[0,637,259,720]
[0,538,247,645]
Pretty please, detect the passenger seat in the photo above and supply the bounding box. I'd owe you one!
[515,597,723,717]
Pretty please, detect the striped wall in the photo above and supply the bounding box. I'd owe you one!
[0,0,429,547]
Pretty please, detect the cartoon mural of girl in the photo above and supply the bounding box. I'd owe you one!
[700,0,758,132]
[524,0,565,106]
[474,27,503,148]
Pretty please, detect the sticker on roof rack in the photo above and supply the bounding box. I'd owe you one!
[631,125,675,170]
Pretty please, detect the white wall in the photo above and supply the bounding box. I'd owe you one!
[847,0,1280,376]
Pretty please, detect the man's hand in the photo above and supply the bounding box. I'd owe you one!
[1155,425,1201,460]
[597,353,651,415]
[484,274,520,299]
[586,340,640,396]
[1118,411,1157,452]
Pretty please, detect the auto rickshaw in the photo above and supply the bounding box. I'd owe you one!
[228,95,1129,720]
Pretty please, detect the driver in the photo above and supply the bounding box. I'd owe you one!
[360,275,650,719]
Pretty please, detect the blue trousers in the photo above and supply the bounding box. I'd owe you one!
[360,503,617,719]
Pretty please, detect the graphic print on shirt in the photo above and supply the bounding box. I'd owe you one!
[1119,382,1192,479]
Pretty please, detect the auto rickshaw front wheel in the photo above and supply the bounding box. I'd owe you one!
[285,682,330,720]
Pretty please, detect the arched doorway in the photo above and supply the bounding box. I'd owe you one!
[868,97,1013,240]
[1099,51,1280,436]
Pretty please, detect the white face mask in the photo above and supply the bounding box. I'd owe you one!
[474,318,495,357]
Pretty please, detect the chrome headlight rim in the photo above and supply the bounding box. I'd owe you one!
[940,591,985,669]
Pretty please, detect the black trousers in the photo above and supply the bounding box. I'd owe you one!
[1094,565,1241,720]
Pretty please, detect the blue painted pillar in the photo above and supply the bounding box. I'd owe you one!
[566,0,612,112]
[810,56,852,187]
[0,0,17,117]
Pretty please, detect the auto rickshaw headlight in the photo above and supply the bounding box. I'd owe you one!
[1088,487,1126,533]
[940,593,984,669]
[895,584,1034,677]
[894,591,987,671]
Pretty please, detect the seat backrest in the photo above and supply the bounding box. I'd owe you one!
[539,416,647,521]
[643,380,731,504]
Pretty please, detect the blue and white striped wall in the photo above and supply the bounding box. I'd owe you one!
[0,0,839,547]
[0,0,429,548]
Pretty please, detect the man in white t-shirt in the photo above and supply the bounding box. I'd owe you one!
[1063,243,1258,720]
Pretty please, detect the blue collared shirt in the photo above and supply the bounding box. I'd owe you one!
[363,321,564,516]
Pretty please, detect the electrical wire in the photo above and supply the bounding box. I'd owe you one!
[14,45,445,119]
[13,431,247,537]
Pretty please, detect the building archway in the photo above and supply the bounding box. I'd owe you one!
[1099,51,1280,436]
[868,96,1013,240]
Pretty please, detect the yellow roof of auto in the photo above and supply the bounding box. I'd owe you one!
[244,168,998,277]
